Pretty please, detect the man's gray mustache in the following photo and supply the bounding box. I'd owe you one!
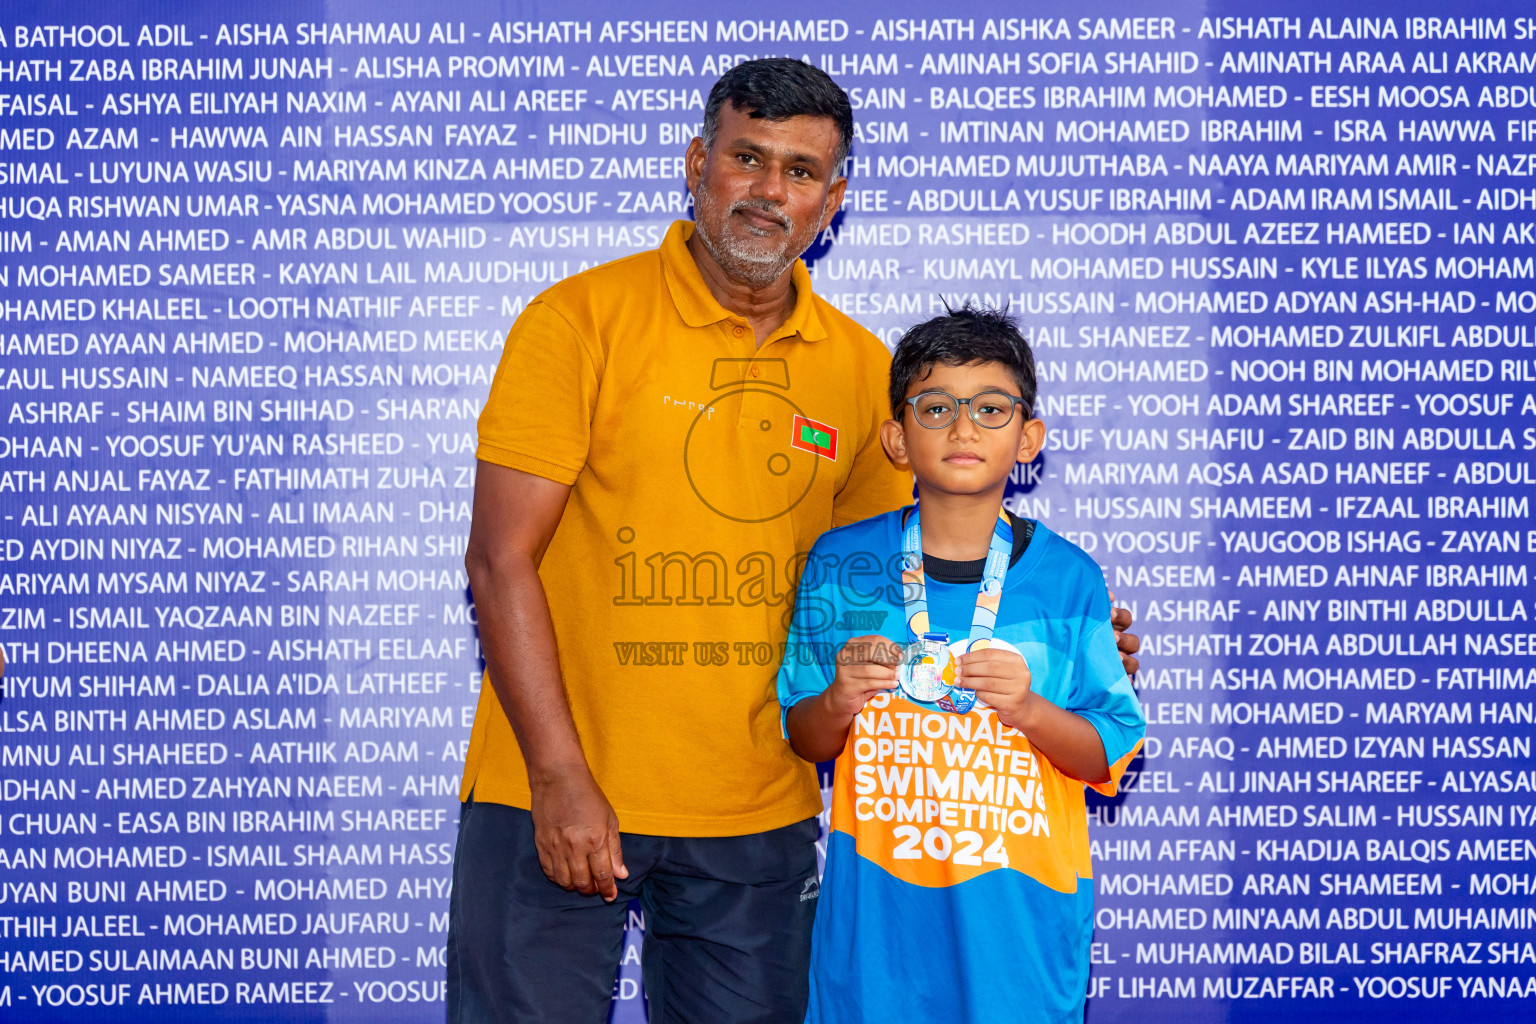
[730,199,791,230]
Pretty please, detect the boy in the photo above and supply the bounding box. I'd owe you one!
[777,306,1145,1023]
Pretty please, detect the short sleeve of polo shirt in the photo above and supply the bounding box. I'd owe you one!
[1065,592,1145,798]
[476,299,600,486]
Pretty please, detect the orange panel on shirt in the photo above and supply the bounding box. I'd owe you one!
[830,692,1090,893]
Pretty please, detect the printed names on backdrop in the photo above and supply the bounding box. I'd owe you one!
[1,5,1535,1020]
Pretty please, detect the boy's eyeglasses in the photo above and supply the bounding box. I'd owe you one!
[903,390,1031,429]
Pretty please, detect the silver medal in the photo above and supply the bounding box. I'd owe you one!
[897,633,956,704]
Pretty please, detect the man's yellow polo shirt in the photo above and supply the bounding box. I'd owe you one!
[463,220,913,836]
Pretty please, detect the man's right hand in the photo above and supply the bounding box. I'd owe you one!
[465,463,625,899]
[530,771,628,902]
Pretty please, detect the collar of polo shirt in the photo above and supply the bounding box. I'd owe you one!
[660,221,828,344]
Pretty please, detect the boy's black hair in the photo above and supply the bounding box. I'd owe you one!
[702,58,855,171]
[888,305,1037,419]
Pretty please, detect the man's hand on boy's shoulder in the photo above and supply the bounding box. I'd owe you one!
[957,646,1036,732]
[1113,608,1140,675]
[1109,592,1140,676]
[826,635,901,717]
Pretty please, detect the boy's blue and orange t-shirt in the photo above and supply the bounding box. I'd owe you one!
[776,507,1145,1024]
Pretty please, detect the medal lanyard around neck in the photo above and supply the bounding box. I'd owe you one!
[901,506,1012,643]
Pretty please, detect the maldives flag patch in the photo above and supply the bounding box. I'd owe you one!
[791,415,838,460]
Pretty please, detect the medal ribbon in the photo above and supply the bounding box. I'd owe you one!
[901,505,1012,644]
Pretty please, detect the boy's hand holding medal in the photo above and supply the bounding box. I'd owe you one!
[955,643,1036,732]
[826,634,904,716]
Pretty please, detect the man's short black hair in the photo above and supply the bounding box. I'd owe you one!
[702,58,854,172]
[888,305,1037,420]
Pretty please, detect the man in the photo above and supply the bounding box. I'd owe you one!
[451,59,1139,1023]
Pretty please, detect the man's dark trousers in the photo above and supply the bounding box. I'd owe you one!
[447,799,820,1023]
